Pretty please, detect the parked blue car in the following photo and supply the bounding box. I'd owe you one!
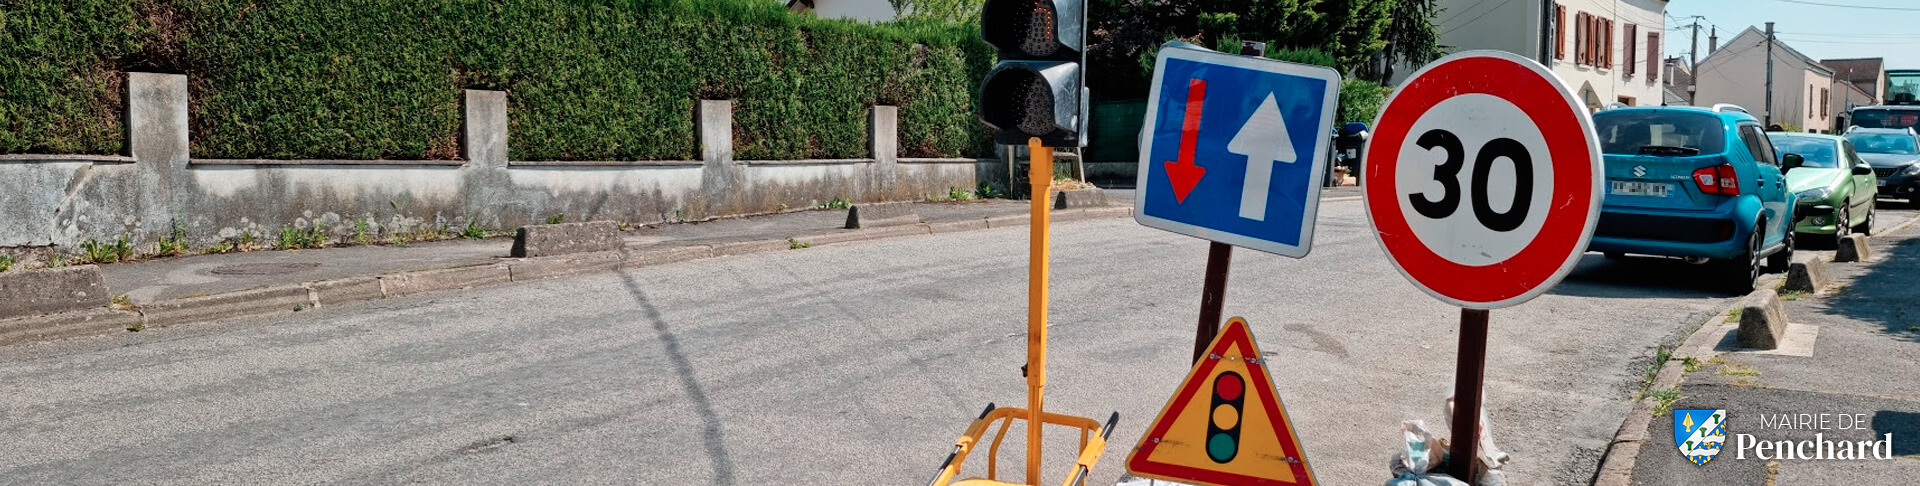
[1587,105,1799,293]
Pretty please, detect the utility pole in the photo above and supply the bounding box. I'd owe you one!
[1765,21,1776,126]
[1689,18,1702,74]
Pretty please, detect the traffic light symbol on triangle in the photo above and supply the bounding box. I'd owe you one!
[1206,372,1244,463]
[1126,317,1317,486]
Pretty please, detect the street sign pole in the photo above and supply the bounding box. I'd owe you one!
[1190,242,1232,363]
[1187,41,1270,364]
[1361,50,1603,486]
[1448,308,1490,482]
[1026,138,1052,486]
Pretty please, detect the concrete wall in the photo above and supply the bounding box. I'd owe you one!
[0,74,997,251]
[1434,0,1542,61]
[809,0,898,22]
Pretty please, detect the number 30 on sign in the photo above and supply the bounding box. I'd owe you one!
[1361,50,1603,309]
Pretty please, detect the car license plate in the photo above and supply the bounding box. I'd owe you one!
[1610,181,1670,197]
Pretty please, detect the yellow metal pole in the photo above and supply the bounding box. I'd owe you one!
[1025,138,1053,486]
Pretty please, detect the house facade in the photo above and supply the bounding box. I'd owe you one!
[1428,0,1668,110]
[1691,27,1838,132]
[1821,57,1886,105]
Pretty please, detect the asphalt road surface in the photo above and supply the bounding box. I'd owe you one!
[4,199,1913,485]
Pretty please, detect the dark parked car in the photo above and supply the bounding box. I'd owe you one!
[1842,127,1920,202]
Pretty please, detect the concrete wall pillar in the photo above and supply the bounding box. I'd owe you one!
[462,90,511,226]
[870,105,900,200]
[127,72,190,240]
[698,100,736,216]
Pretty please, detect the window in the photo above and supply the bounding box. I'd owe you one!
[1648,32,1661,82]
[1821,88,1830,119]
[1769,136,1840,168]
[1592,110,1726,156]
[1740,125,1779,166]
[1555,4,1567,60]
[1624,24,1637,76]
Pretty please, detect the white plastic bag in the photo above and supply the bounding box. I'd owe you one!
[1443,388,1509,486]
[1385,420,1468,486]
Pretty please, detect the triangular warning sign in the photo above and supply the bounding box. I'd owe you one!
[1127,317,1316,485]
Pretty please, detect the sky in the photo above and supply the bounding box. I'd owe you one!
[1664,0,1920,70]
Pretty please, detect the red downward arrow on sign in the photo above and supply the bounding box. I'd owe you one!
[1165,78,1208,203]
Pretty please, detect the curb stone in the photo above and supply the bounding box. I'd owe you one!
[138,284,312,328]
[0,308,144,345]
[0,204,1138,347]
[380,265,512,297]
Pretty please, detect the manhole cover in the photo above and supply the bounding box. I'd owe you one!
[208,262,322,276]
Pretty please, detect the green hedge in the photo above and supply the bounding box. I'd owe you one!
[0,1,143,155]
[0,0,992,160]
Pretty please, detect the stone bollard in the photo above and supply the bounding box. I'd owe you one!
[845,202,920,229]
[1781,253,1830,293]
[511,221,623,258]
[1737,289,1789,349]
[1835,234,1872,263]
[1053,188,1108,210]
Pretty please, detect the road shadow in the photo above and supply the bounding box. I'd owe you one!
[1553,253,1742,299]
[1818,225,1920,343]
[1873,410,1920,456]
[619,272,738,485]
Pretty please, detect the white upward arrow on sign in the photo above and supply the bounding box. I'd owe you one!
[1226,93,1297,221]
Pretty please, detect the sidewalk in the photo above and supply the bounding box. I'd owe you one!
[1628,216,1920,484]
[0,193,1151,346]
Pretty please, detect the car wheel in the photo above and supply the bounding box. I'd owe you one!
[1834,206,1852,248]
[1768,225,1794,274]
[1720,224,1762,294]
[1858,203,1875,235]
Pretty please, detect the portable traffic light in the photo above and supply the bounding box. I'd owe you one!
[1207,371,1244,463]
[978,0,1086,147]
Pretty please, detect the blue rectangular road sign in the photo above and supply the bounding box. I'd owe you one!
[1133,43,1341,258]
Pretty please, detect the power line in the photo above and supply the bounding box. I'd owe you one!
[1762,0,1920,11]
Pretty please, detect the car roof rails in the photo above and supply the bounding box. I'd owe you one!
[1711,103,1749,114]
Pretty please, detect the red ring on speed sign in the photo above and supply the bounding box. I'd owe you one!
[1362,51,1601,309]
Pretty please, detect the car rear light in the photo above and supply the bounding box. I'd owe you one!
[1692,164,1740,195]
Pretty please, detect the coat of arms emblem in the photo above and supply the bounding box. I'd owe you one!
[1674,409,1727,465]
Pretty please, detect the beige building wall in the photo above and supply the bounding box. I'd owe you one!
[1430,0,1666,109]
[1692,28,1835,131]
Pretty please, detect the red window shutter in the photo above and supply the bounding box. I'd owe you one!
[1555,5,1566,60]
[1648,33,1660,82]
[1624,24,1637,75]
[1604,19,1614,69]
[1584,15,1593,66]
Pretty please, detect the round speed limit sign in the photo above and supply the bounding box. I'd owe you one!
[1362,50,1602,309]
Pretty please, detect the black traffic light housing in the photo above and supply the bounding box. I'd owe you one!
[978,0,1086,147]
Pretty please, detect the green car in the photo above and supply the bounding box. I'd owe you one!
[1769,132,1879,246]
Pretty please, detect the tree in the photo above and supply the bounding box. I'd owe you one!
[1370,0,1442,83]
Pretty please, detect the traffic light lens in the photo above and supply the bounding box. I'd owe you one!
[1215,372,1244,401]
[1019,2,1058,57]
[1017,78,1054,136]
[1211,404,1240,429]
[1207,432,1238,462]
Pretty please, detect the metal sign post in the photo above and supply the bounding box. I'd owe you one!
[1025,138,1052,485]
[1450,308,1490,480]
[1361,50,1604,484]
